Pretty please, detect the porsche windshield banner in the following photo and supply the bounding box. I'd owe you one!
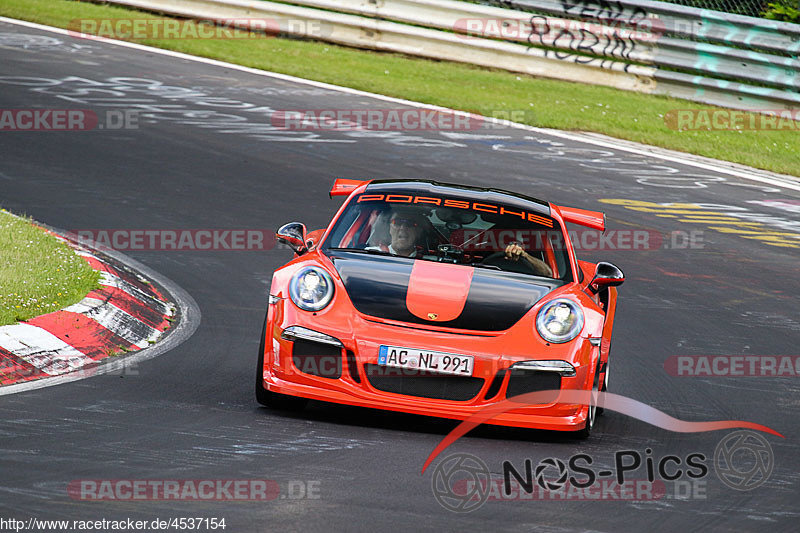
[355,193,554,228]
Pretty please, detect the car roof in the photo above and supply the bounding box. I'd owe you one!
[364,179,551,217]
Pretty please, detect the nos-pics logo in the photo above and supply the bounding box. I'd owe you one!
[431,430,775,512]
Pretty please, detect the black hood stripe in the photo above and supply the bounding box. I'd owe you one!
[328,251,558,331]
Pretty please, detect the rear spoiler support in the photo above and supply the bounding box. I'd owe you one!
[555,205,606,232]
[329,178,370,198]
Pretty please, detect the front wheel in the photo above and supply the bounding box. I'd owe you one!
[574,363,601,439]
[597,360,608,416]
[255,311,308,411]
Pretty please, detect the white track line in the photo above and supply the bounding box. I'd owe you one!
[97,271,172,316]
[75,251,171,314]
[63,297,161,348]
[0,324,93,375]
[1,15,798,193]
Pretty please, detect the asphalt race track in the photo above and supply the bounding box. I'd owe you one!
[1,19,799,532]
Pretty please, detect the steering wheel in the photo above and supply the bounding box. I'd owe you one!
[480,251,544,275]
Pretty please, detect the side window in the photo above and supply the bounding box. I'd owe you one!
[547,230,570,281]
[327,206,361,248]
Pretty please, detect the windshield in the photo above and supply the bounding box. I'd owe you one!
[322,193,573,281]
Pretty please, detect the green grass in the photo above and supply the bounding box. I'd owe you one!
[0,0,798,175]
[0,210,100,326]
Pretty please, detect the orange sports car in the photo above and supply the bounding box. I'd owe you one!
[256,179,624,437]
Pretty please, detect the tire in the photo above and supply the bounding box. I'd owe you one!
[597,360,608,416]
[255,311,308,411]
[575,361,601,439]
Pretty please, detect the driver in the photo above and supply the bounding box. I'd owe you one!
[368,208,426,257]
[503,242,554,277]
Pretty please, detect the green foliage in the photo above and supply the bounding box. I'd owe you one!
[0,210,100,325]
[656,1,769,18]
[763,1,800,22]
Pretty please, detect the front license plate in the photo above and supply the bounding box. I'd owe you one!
[378,345,474,376]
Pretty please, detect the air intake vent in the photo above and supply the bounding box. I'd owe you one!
[506,370,560,404]
[364,364,483,401]
[292,339,342,379]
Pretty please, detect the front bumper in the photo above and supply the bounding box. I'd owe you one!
[264,374,587,431]
[261,300,599,432]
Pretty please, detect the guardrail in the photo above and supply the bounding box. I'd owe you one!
[490,0,800,55]
[95,0,800,113]
[481,0,800,107]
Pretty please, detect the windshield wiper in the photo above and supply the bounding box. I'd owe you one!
[329,248,509,271]
[469,262,502,271]
[328,247,398,257]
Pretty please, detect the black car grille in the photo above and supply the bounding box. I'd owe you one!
[364,364,484,401]
[291,339,342,379]
[506,369,561,403]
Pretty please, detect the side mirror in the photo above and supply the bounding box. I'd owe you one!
[589,262,624,294]
[276,222,308,255]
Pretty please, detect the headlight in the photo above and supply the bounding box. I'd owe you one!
[536,299,584,343]
[289,266,335,311]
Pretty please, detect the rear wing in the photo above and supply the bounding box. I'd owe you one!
[554,205,606,232]
[329,178,370,198]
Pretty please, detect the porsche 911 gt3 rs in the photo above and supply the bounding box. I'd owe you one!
[256,179,624,437]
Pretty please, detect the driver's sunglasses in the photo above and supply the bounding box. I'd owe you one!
[390,218,419,228]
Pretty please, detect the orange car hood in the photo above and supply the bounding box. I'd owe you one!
[327,250,559,331]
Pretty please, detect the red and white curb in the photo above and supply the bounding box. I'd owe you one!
[0,233,176,387]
